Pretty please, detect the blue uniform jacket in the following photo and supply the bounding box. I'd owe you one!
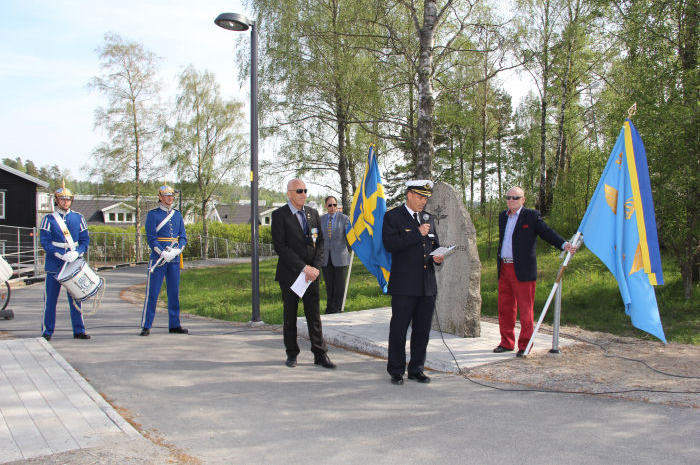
[39,210,90,273]
[145,206,187,260]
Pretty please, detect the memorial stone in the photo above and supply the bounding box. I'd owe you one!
[426,182,481,337]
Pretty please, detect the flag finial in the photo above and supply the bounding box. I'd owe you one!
[627,102,637,119]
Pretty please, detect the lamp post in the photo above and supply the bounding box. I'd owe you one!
[215,12,262,324]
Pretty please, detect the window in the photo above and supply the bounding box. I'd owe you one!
[117,212,124,222]
[125,213,133,222]
[0,191,5,219]
[264,217,270,225]
[109,212,116,222]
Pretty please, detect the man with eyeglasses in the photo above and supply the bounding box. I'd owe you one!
[495,187,577,356]
[271,179,336,369]
[320,196,351,314]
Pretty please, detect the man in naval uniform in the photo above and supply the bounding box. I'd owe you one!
[140,183,188,336]
[382,180,444,385]
[39,182,91,341]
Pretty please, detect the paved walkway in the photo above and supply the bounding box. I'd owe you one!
[0,338,139,462]
[0,263,698,464]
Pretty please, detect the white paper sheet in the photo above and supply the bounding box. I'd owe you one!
[430,245,455,256]
[291,270,312,297]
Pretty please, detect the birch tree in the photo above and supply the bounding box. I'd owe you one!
[89,32,164,261]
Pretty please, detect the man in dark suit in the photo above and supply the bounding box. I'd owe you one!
[494,186,577,356]
[320,196,351,314]
[271,178,336,369]
[382,180,444,385]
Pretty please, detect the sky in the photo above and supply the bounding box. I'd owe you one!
[0,0,252,182]
[0,0,532,196]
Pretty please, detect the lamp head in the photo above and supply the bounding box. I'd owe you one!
[215,13,252,31]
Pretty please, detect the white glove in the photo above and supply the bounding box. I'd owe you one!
[170,247,182,257]
[62,250,80,262]
[160,249,175,262]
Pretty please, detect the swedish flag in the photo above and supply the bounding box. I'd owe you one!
[346,145,392,292]
[578,120,666,342]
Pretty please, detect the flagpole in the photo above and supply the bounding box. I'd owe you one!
[524,232,582,356]
[340,250,354,313]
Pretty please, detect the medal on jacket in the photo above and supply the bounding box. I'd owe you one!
[311,228,318,247]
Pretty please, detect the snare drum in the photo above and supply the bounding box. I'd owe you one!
[57,258,104,302]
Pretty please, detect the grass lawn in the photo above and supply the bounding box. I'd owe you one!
[174,246,698,345]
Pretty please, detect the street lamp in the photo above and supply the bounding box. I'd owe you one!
[215,12,262,325]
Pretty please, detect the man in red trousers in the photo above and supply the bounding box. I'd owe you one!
[494,187,577,356]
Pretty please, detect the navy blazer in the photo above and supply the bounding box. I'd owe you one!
[271,204,324,284]
[382,206,440,296]
[497,207,565,282]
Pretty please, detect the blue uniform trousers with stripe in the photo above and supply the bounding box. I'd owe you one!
[141,259,182,329]
[42,272,86,336]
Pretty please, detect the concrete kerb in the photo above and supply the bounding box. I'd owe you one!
[37,337,141,439]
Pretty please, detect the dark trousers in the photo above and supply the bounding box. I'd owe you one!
[387,294,436,376]
[280,280,328,358]
[322,255,347,314]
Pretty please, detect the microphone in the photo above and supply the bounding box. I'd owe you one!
[422,213,429,224]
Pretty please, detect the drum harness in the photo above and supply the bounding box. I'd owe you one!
[53,211,105,316]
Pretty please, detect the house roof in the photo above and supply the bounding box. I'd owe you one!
[216,204,252,224]
[0,163,49,187]
[71,198,160,225]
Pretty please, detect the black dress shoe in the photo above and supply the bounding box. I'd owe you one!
[390,374,404,385]
[73,333,91,340]
[516,350,526,357]
[407,372,431,383]
[314,354,336,369]
[140,328,150,336]
[42,334,51,341]
[285,356,297,368]
[169,326,189,334]
[493,345,513,353]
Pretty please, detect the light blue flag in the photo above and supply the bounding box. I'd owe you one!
[346,144,392,292]
[578,119,666,342]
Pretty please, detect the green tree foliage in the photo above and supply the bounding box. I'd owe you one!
[251,0,383,211]
[162,67,247,258]
[601,0,698,298]
[89,32,165,261]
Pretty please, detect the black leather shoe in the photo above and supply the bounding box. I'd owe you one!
[314,354,336,369]
[516,350,526,357]
[493,345,513,353]
[42,334,51,341]
[390,374,404,385]
[140,328,150,336]
[285,356,297,367]
[407,372,431,383]
[169,327,189,334]
[73,333,91,340]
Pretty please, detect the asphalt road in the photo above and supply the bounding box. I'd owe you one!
[2,264,699,464]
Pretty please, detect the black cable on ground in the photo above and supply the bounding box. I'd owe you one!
[432,310,700,396]
[557,330,700,380]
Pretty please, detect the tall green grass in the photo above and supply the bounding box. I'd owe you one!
[174,244,698,344]
[177,257,390,325]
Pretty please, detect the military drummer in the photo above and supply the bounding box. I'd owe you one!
[39,181,91,341]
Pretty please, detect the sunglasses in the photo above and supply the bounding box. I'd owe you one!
[289,188,308,194]
[326,203,337,207]
[506,196,522,200]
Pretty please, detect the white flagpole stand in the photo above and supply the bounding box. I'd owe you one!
[340,250,354,313]
[524,232,582,356]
